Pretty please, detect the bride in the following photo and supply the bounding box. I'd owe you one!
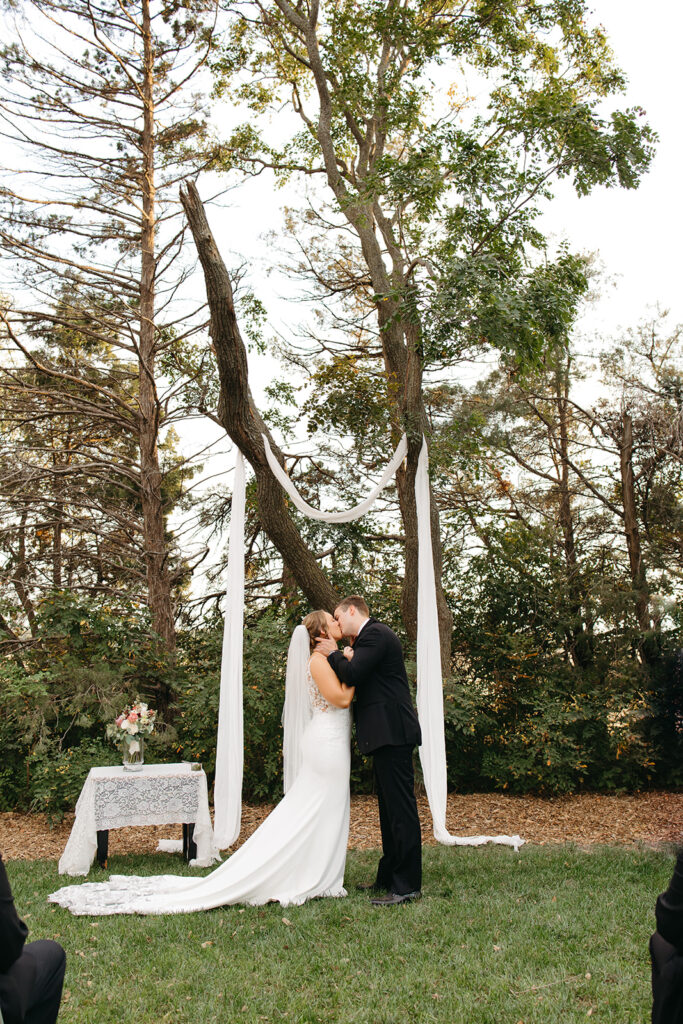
[48,611,354,915]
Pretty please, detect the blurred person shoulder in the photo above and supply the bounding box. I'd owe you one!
[0,852,29,973]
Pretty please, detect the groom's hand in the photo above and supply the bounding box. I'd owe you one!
[315,636,338,656]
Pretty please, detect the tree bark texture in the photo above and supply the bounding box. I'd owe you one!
[179,180,339,613]
[51,450,64,591]
[620,411,653,641]
[138,0,176,671]
[12,510,37,636]
[554,366,592,667]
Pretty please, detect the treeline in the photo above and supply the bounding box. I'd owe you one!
[0,0,680,817]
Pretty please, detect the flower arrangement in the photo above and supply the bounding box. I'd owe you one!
[107,701,156,769]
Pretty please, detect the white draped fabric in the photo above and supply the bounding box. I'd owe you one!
[213,449,246,849]
[262,434,408,522]
[414,442,522,851]
[214,435,523,852]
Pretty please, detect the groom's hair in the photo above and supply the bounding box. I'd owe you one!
[337,595,369,617]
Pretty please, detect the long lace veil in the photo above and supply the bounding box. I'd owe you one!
[282,623,312,793]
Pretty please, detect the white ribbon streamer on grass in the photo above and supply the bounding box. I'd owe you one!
[415,441,523,851]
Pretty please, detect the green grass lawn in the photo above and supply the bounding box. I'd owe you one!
[8,843,672,1024]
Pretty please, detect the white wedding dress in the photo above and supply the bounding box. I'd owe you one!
[48,668,351,915]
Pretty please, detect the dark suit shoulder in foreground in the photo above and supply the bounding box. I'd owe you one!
[0,855,28,973]
[657,850,683,950]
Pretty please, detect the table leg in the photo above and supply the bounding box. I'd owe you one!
[96,829,109,868]
[182,823,197,862]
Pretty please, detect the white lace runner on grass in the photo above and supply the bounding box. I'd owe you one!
[260,434,523,852]
[58,764,221,876]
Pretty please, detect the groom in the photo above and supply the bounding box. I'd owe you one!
[317,595,422,906]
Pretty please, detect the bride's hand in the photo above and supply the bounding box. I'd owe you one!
[343,646,354,661]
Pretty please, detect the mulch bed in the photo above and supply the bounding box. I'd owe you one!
[1,792,681,861]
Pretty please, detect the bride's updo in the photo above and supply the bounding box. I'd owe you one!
[302,610,329,653]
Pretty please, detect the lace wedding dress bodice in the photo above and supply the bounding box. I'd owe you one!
[307,665,348,718]
[308,668,331,713]
[49,672,351,916]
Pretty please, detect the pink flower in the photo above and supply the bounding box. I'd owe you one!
[115,714,125,727]
[127,711,138,723]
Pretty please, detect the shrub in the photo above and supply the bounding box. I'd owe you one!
[29,738,120,823]
[0,593,175,814]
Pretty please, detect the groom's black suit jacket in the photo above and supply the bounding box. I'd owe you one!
[327,618,421,754]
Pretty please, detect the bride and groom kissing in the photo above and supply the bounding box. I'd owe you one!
[313,595,422,906]
[49,595,423,915]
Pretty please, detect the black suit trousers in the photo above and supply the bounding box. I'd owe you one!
[2,940,66,1024]
[372,743,422,895]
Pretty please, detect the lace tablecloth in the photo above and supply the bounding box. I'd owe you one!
[58,763,221,876]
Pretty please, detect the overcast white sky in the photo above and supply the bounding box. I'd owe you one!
[540,0,683,336]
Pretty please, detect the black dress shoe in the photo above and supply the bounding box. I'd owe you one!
[370,890,421,906]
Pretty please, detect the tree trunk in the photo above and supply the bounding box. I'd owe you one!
[620,410,654,654]
[554,365,592,667]
[394,317,453,674]
[138,0,176,680]
[180,180,339,613]
[271,0,453,672]
[52,451,64,590]
[13,510,37,636]
[181,181,453,666]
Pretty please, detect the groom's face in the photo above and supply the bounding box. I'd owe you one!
[334,604,357,638]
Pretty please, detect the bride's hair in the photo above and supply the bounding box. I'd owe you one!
[302,610,329,653]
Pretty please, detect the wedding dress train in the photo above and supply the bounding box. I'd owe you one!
[48,672,351,915]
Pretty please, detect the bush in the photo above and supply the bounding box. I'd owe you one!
[0,593,175,815]
[0,717,30,811]
[1,582,679,815]
[446,523,680,795]
[29,738,120,823]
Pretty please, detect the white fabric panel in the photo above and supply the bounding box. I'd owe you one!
[262,434,408,522]
[213,448,246,849]
[415,442,523,851]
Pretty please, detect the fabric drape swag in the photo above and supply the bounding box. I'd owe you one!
[214,437,522,851]
[213,450,246,849]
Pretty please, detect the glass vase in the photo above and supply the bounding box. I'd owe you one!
[122,734,144,771]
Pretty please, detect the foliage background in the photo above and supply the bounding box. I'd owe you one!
[1,585,680,821]
[0,0,681,819]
